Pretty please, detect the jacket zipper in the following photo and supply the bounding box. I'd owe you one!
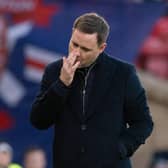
[82,63,96,116]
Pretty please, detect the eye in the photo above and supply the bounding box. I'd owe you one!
[81,47,91,52]
[73,42,79,48]
[82,48,90,52]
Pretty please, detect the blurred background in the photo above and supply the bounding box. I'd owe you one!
[0,0,168,168]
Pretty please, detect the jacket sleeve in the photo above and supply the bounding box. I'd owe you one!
[30,61,70,130]
[118,66,153,159]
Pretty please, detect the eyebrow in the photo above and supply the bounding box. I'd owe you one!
[72,41,92,51]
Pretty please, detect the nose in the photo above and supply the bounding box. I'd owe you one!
[74,48,80,57]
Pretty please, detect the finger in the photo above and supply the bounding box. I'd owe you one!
[63,57,70,68]
[62,56,66,64]
[67,52,77,66]
[72,61,80,72]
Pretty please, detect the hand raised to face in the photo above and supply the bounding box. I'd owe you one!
[59,52,80,86]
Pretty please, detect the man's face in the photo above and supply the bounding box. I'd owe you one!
[24,151,46,168]
[0,151,11,167]
[69,29,106,68]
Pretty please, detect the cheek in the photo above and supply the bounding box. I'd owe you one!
[0,156,11,164]
[80,53,90,60]
[86,52,97,59]
[80,51,97,62]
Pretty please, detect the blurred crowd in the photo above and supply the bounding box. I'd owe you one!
[0,141,47,168]
[136,13,168,80]
[135,9,168,168]
[1,141,168,168]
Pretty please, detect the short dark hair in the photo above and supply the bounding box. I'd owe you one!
[73,12,110,46]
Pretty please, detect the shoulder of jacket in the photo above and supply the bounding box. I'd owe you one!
[104,53,135,73]
[45,58,62,72]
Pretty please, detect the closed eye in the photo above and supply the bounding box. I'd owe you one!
[81,47,91,52]
[72,41,92,52]
[72,42,79,48]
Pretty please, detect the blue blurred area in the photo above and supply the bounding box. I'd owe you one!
[0,1,166,168]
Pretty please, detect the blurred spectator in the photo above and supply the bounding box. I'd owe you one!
[136,16,168,80]
[23,146,47,168]
[0,141,22,168]
[149,150,168,168]
[0,141,13,168]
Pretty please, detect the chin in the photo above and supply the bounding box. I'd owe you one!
[80,63,88,68]
[78,65,83,68]
[77,62,83,68]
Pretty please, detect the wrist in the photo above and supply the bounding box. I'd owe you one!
[59,76,71,87]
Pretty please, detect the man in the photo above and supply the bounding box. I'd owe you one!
[23,146,47,168]
[0,142,22,168]
[30,12,153,168]
[0,142,13,168]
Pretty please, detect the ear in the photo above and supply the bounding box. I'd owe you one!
[99,42,107,53]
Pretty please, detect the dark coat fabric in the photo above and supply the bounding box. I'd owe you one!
[30,52,153,168]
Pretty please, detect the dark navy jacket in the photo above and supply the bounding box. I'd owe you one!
[30,52,153,168]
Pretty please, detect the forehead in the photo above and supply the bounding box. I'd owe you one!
[0,151,11,155]
[26,150,44,157]
[71,29,98,47]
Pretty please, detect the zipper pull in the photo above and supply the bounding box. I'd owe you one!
[83,89,86,95]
